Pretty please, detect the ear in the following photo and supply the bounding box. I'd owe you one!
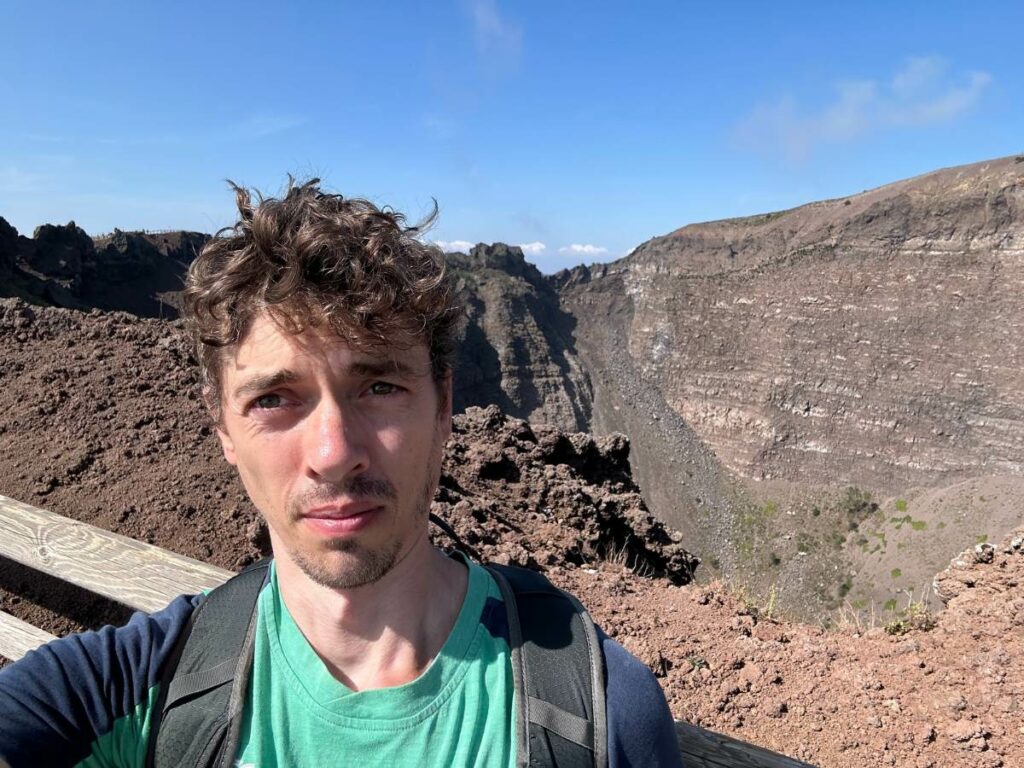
[216,425,238,466]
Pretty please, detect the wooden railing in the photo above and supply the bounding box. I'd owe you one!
[0,494,815,767]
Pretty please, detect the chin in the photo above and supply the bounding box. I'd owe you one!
[293,543,402,591]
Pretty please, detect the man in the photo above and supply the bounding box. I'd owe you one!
[0,180,682,767]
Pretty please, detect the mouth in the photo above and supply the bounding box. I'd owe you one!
[300,502,385,536]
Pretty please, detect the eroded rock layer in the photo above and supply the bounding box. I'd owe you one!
[566,156,1024,494]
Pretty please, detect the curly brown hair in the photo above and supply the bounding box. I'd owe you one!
[183,178,464,419]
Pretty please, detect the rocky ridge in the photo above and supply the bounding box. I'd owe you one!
[0,217,207,316]
[448,243,594,431]
[599,156,1024,492]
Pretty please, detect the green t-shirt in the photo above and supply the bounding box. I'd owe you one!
[235,557,516,767]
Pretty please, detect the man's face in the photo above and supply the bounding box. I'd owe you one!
[214,312,451,590]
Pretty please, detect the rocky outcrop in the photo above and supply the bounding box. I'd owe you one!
[29,221,94,286]
[449,243,594,431]
[439,405,697,583]
[0,217,22,274]
[85,229,209,316]
[0,222,208,316]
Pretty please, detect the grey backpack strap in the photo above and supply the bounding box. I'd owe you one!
[147,560,271,768]
[486,565,608,768]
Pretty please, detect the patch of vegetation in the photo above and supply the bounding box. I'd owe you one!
[811,506,821,517]
[890,568,902,579]
[731,500,778,564]
[884,598,898,612]
[884,600,936,636]
[837,486,879,531]
[763,584,778,619]
[937,521,946,530]
[796,533,814,554]
[686,653,708,671]
[889,514,928,532]
[976,534,988,544]
[769,552,782,567]
[894,499,908,512]
[838,578,852,599]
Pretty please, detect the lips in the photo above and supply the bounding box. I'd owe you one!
[300,502,384,536]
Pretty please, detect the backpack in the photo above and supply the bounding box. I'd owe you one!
[145,558,608,768]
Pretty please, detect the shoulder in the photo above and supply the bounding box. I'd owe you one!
[0,593,203,767]
[601,629,682,768]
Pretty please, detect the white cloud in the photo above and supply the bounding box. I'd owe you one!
[559,243,609,256]
[736,57,992,161]
[468,0,522,61]
[517,241,546,255]
[434,240,475,253]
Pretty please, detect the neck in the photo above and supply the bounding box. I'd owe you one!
[274,537,468,692]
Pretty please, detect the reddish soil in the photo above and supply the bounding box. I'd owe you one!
[1,298,1022,767]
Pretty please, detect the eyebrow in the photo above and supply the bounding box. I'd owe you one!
[232,369,301,401]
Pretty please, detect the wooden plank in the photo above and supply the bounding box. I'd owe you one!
[0,609,57,661]
[676,721,818,768]
[0,494,232,614]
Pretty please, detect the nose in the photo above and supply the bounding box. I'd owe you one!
[302,396,370,483]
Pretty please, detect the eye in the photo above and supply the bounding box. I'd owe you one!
[250,393,286,411]
[368,381,400,396]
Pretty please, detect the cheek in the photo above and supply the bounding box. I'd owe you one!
[233,436,301,504]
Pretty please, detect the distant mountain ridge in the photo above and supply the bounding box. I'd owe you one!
[0,219,208,316]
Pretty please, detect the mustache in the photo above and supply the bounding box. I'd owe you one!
[291,475,398,512]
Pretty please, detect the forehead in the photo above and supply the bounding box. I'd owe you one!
[222,313,430,380]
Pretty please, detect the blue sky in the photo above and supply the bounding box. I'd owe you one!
[2,1,1022,272]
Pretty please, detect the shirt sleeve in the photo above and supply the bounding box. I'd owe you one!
[0,594,201,768]
[602,630,683,768]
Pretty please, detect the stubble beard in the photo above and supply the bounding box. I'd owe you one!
[287,448,444,591]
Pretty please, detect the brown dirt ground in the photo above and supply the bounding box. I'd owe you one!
[1,299,1022,768]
